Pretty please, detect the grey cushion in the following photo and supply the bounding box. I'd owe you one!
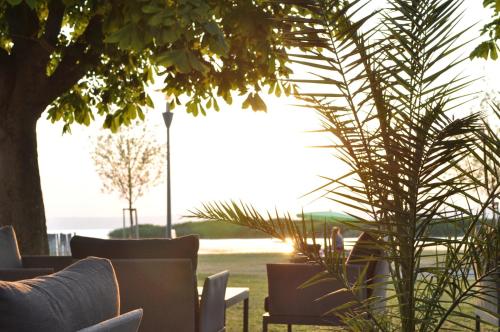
[78,309,143,332]
[0,257,119,332]
[0,226,22,268]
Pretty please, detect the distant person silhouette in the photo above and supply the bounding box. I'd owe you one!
[331,227,344,252]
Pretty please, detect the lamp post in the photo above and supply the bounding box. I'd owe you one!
[162,103,174,238]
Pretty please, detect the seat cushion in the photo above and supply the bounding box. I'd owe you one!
[0,257,119,332]
[70,235,199,271]
[0,226,22,268]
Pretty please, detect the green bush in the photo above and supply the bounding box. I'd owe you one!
[108,222,268,239]
[108,224,166,239]
[108,219,471,239]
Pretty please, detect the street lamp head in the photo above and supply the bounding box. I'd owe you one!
[162,103,174,128]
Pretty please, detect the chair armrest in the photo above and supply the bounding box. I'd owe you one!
[77,309,143,332]
[22,255,75,272]
[0,268,54,281]
[199,271,229,332]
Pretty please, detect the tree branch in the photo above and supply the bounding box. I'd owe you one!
[43,0,65,48]
[7,3,40,56]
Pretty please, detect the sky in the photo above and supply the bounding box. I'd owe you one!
[37,1,500,230]
[38,94,340,226]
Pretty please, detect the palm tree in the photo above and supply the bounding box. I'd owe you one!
[192,1,500,330]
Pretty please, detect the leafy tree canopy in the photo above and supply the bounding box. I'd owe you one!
[0,0,293,133]
[471,0,500,60]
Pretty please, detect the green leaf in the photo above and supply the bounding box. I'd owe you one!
[274,84,282,97]
[145,95,154,108]
[62,123,71,134]
[142,4,161,14]
[146,67,154,83]
[250,93,267,112]
[470,41,490,59]
[204,22,221,35]
[208,35,229,56]
[24,0,37,9]
[187,52,209,73]
[148,12,164,27]
[83,111,91,126]
[160,28,179,43]
[213,99,220,112]
[137,108,145,121]
[103,114,113,129]
[186,101,199,116]
[156,50,191,73]
[242,93,252,109]
[126,104,137,120]
[489,40,499,60]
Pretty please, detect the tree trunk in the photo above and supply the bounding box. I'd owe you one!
[0,3,101,255]
[0,110,48,254]
[129,205,134,239]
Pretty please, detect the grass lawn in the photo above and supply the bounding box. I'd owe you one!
[197,253,491,332]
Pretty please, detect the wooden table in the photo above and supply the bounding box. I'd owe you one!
[198,286,249,332]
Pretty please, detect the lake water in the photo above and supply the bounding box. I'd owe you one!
[48,227,360,254]
[48,226,455,254]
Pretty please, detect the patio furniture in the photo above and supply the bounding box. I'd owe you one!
[199,270,229,332]
[0,225,74,281]
[79,309,143,332]
[263,263,363,331]
[110,258,196,332]
[196,286,250,332]
[0,256,143,332]
[0,225,22,268]
[263,232,388,331]
[70,235,199,270]
[70,235,229,332]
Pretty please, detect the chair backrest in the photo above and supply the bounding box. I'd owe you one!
[70,235,199,271]
[370,258,389,299]
[110,258,196,332]
[0,226,22,268]
[346,232,386,297]
[22,255,75,272]
[266,263,356,318]
[78,309,143,332]
[70,236,201,332]
[199,270,229,332]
